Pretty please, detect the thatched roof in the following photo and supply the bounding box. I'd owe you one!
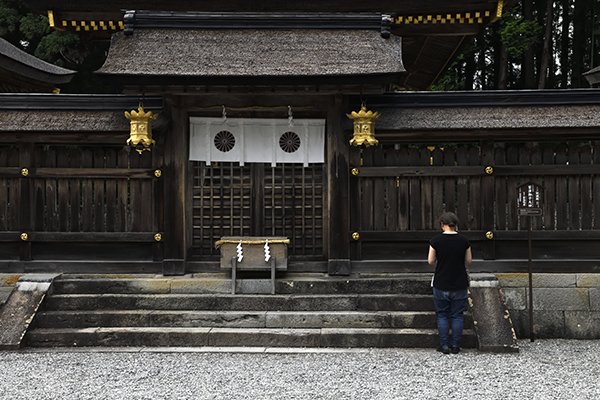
[377,105,600,130]
[0,94,163,132]
[97,28,404,77]
[0,111,128,132]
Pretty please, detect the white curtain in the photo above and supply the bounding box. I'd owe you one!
[189,117,325,166]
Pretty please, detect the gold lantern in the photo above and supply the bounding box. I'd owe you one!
[347,105,380,147]
[125,104,156,154]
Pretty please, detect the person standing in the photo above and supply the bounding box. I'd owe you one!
[427,212,472,354]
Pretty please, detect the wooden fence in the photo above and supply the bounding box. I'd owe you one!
[350,140,600,266]
[0,143,163,264]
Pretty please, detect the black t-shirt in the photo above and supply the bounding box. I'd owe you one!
[429,233,470,291]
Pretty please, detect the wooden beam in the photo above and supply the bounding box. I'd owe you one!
[353,230,600,242]
[350,165,600,177]
[162,95,187,275]
[31,1,499,14]
[327,95,351,275]
[0,168,157,179]
[17,232,157,242]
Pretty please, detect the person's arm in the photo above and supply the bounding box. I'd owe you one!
[465,247,473,266]
[427,245,437,266]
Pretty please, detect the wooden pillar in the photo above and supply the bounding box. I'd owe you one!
[327,95,351,275]
[481,141,496,260]
[19,142,33,261]
[162,96,187,275]
[152,137,165,262]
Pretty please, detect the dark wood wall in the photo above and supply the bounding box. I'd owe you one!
[3,93,600,274]
[350,139,600,272]
[0,138,164,271]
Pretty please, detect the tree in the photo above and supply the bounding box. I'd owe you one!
[432,0,599,90]
[538,0,554,88]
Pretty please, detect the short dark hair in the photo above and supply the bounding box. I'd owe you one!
[439,212,460,228]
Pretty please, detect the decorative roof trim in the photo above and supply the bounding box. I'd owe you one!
[123,11,393,38]
[393,10,490,25]
[48,9,124,31]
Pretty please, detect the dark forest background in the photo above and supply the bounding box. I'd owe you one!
[1,0,599,91]
[435,0,600,90]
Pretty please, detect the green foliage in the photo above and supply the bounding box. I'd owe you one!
[19,13,49,40]
[0,3,20,37]
[500,12,543,58]
[430,57,467,91]
[431,1,592,90]
[34,31,80,67]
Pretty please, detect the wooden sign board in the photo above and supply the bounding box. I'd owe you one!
[517,183,544,217]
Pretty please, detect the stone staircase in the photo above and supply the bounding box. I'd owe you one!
[25,274,477,348]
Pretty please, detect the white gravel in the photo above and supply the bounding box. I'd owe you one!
[1,340,599,400]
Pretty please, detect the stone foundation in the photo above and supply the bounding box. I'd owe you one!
[497,273,600,339]
[0,274,21,307]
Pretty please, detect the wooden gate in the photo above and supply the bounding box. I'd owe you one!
[350,140,600,270]
[190,161,324,260]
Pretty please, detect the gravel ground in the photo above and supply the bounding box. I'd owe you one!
[1,340,599,400]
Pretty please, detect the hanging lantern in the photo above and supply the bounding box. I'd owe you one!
[125,104,156,154]
[347,105,380,147]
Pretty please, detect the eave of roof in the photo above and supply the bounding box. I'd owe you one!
[363,89,600,108]
[0,38,75,86]
[583,66,600,86]
[0,93,163,110]
[27,1,502,14]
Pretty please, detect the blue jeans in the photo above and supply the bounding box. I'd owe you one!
[433,287,468,349]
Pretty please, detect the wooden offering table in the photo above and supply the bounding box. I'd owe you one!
[215,237,289,294]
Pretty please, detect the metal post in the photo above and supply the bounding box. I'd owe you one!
[517,182,543,343]
[528,219,534,342]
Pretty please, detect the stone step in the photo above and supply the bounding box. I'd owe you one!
[43,294,435,312]
[26,327,478,348]
[51,276,433,295]
[34,310,458,329]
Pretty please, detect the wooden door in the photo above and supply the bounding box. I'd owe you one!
[190,161,324,261]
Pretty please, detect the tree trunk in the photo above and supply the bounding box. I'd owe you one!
[497,44,509,89]
[573,0,589,87]
[548,39,557,88]
[538,0,554,88]
[477,31,487,88]
[522,0,536,88]
[489,20,508,90]
[560,0,571,88]
[464,37,476,90]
